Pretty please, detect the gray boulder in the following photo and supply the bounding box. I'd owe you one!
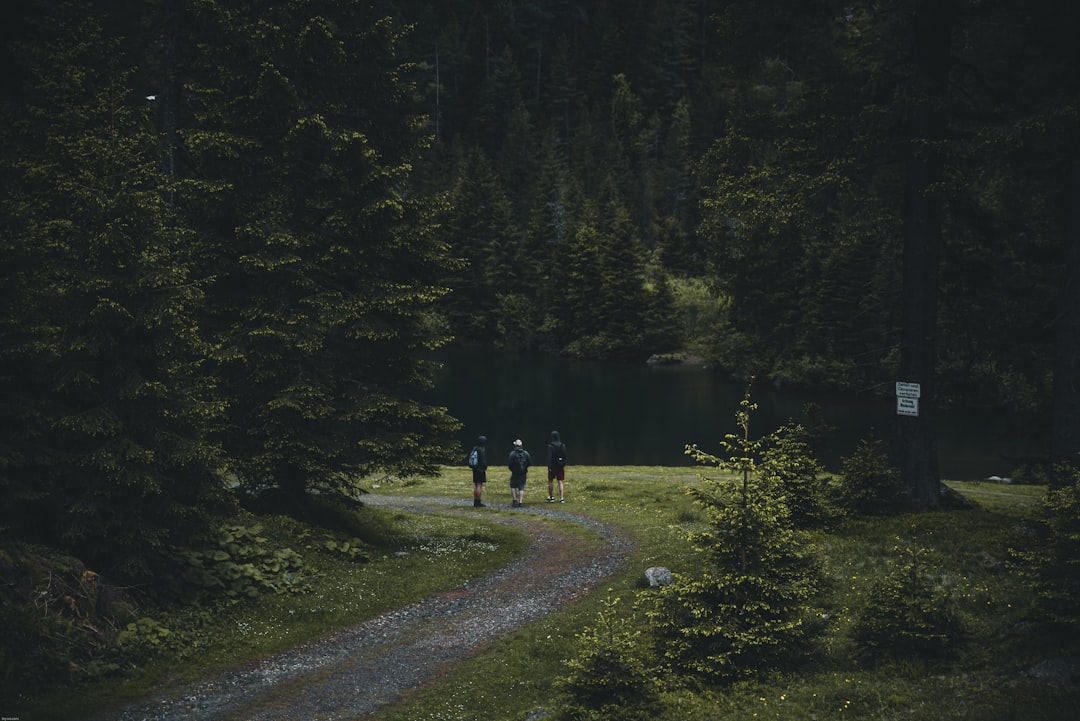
[644,566,673,587]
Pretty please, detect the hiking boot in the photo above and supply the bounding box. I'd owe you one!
[546,497,555,503]
[474,501,486,507]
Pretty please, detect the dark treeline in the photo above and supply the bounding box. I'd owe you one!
[389,0,1077,422]
[0,0,1076,580]
[0,0,463,583]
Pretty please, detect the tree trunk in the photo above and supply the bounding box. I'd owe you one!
[896,0,953,507]
[1051,166,1080,485]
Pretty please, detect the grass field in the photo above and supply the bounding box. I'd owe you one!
[366,468,1080,721]
[16,466,1080,721]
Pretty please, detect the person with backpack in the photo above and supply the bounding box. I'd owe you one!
[468,435,488,507]
[508,439,531,507]
[546,430,567,503]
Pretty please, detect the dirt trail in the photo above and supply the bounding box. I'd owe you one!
[86,497,632,721]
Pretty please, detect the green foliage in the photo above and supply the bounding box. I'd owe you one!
[760,421,835,528]
[116,617,173,662]
[1010,468,1080,633]
[554,594,662,721]
[320,537,372,563]
[851,536,967,661]
[667,277,732,355]
[2,0,465,582]
[647,388,821,682]
[835,438,908,515]
[180,0,462,504]
[0,0,231,581]
[168,524,310,602]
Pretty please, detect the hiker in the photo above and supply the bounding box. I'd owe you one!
[468,435,488,507]
[546,430,567,503]
[508,439,531,507]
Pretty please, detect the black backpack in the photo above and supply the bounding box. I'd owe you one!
[510,449,528,475]
[551,442,566,469]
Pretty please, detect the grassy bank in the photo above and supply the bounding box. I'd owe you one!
[370,467,1077,721]
[15,466,1079,720]
[15,500,531,720]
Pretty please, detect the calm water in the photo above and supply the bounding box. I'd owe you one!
[417,349,1045,480]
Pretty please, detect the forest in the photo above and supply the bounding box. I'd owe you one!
[1,0,1078,707]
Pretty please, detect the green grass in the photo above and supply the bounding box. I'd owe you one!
[14,467,1080,721]
[367,468,1079,721]
[14,501,530,721]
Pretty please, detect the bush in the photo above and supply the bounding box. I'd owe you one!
[851,539,966,660]
[1010,470,1080,633]
[555,595,662,721]
[166,523,310,602]
[835,438,907,515]
[0,544,136,697]
[761,421,835,528]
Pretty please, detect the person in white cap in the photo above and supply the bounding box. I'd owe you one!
[507,439,531,507]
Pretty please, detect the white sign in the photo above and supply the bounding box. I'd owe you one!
[897,396,920,417]
[895,381,921,398]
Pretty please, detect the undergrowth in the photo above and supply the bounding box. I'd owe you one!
[7,497,528,721]
[8,467,1079,721]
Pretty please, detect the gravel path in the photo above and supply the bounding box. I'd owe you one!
[86,497,633,721]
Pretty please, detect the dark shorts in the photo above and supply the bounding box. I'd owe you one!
[548,467,565,481]
[472,469,487,484]
[510,473,527,490]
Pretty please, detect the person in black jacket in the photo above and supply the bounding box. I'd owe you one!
[546,430,567,503]
[508,439,531,507]
[470,435,488,507]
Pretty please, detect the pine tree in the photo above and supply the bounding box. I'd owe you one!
[0,1,229,578]
[556,594,662,721]
[177,0,460,504]
[441,147,521,342]
[646,388,821,681]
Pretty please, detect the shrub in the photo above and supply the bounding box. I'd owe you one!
[555,594,662,721]
[0,544,136,697]
[761,421,835,528]
[851,538,966,660]
[835,438,907,515]
[166,523,310,602]
[1010,469,1080,633]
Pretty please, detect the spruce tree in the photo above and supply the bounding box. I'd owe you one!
[0,1,229,578]
[646,388,821,682]
[441,147,520,343]
[177,0,460,504]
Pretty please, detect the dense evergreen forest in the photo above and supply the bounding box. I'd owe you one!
[391,0,1075,416]
[1,0,1078,700]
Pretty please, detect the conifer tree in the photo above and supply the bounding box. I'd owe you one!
[441,147,521,342]
[1011,466,1080,632]
[178,0,460,503]
[594,190,651,358]
[557,204,605,348]
[646,388,821,681]
[0,1,229,578]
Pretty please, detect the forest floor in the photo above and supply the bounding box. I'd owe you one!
[83,496,632,721]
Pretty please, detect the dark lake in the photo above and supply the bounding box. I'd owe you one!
[417,349,1046,481]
